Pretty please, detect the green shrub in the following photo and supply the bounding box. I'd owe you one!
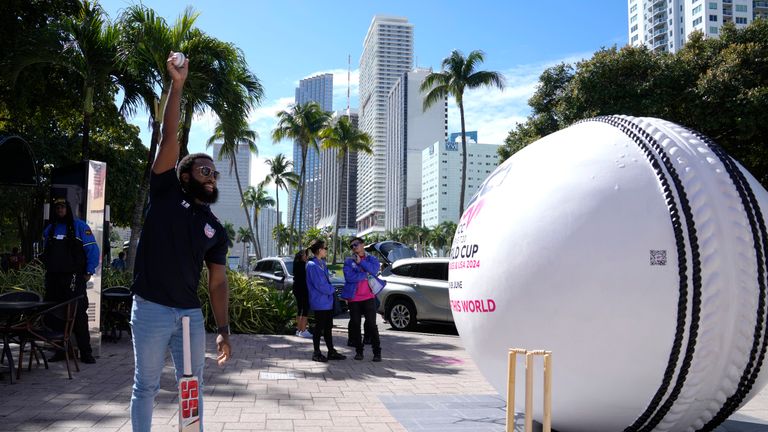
[0,261,293,335]
[197,269,296,335]
[103,267,132,288]
[0,260,46,296]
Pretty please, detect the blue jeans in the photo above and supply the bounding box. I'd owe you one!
[130,295,205,432]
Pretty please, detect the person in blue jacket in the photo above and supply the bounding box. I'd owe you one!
[306,240,346,362]
[342,237,384,361]
[42,197,100,364]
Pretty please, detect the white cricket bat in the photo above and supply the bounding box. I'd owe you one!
[179,316,200,431]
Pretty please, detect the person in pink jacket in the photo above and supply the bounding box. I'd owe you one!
[342,237,383,362]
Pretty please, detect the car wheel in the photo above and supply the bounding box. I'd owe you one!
[388,298,416,331]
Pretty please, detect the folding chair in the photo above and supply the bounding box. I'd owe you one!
[14,295,82,379]
[0,291,44,383]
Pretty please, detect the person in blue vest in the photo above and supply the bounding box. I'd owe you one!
[41,197,100,364]
[341,237,384,362]
[306,240,346,362]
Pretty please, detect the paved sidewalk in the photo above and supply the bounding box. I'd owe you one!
[2,318,768,431]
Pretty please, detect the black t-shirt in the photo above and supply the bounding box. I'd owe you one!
[292,259,307,296]
[131,169,228,308]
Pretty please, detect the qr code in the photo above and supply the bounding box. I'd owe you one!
[650,250,667,266]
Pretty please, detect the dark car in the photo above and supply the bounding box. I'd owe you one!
[251,256,347,315]
[377,257,452,330]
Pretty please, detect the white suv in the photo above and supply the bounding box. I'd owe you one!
[377,257,452,330]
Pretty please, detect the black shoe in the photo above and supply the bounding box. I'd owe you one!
[47,351,66,362]
[80,353,96,364]
[327,351,347,360]
[312,352,328,362]
[354,352,364,361]
[372,353,382,362]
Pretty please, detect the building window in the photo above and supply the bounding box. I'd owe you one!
[693,16,703,25]
[710,25,719,33]
[631,34,639,43]
[735,16,748,24]
[631,24,638,32]
[735,4,747,12]
[709,2,717,9]
[630,4,637,13]
[692,4,702,14]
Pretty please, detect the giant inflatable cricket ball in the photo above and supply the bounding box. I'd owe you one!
[451,115,768,431]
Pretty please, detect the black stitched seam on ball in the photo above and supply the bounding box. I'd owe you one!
[578,116,693,432]
[612,117,703,432]
[688,131,768,432]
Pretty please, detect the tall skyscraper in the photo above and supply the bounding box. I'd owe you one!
[357,15,414,236]
[628,0,764,53]
[385,68,447,231]
[257,207,281,258]
[210,142,252,267]
[318,110,359,235]
[289,73,333,232]
[421,138,500,228]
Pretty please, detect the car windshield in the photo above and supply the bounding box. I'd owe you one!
[284,261,294,276]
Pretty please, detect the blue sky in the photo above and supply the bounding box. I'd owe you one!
[99,0,629,208]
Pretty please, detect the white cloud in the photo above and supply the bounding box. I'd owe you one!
[446,53,593,144]
[248,96,294,124]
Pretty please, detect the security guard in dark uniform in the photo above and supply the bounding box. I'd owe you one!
[42,197,99,364]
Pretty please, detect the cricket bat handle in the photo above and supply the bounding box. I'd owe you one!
[182,316,192,376]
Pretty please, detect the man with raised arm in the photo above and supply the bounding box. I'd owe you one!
[129,52,232,432]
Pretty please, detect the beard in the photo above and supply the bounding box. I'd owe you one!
[183,177,219,204]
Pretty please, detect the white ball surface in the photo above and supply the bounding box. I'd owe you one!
[173,52,185,68]
[450,116,768,431]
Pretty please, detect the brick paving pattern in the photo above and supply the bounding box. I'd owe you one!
[2,317,768,431]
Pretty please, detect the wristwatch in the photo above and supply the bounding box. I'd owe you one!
[217,324,230,336]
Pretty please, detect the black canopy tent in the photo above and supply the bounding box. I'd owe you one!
[0,135,38,187]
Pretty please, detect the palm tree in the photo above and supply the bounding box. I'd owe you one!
[302,227,324,251]
[421,50,506,215]
[399,225,418,251]
[429,221,457,256]
[242,185,275,260]
[319,116,373,264]
[207,117,259,255]
[272,102,331,250]
[118,5,199,271]
[272,224,291,255]
[236,226,253,270]
[414,225,431,257]
[9,0,122,160]
[260,153,299,231]
[222,221,236,249]
[178,30,263,160]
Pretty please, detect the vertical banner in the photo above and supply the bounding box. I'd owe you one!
[85,160,107,357]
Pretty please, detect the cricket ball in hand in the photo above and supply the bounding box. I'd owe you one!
[451,115,768,431]
[172,52,185,68]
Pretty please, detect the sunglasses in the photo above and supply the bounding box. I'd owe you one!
[196,166,220,180]
[350,242,362,248]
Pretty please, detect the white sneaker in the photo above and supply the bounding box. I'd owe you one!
[299,329,313,339]
[295,330,301,337]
